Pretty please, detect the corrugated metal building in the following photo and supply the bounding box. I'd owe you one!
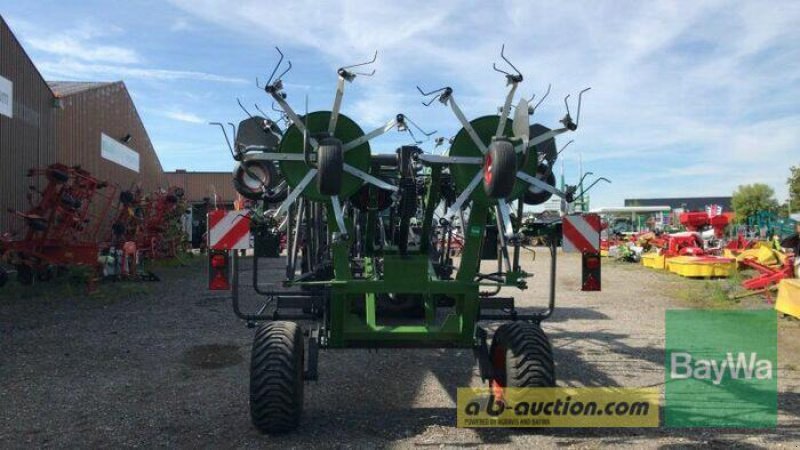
[165,170,236,208]
[0,15,57,234]
[1,16,234,238]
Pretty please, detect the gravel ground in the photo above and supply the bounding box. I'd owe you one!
[2,251,800,448]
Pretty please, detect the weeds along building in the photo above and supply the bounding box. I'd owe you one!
[0,16,231,236]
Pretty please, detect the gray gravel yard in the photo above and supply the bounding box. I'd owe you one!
[2,251,800,448]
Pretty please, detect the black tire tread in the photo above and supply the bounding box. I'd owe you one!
[250,321,304,434]
[484,140,517,199]
[492,321,555,387]
[317,139,343,196]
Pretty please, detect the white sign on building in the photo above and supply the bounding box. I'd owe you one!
[0,75,12,118]
[101,133,140,172]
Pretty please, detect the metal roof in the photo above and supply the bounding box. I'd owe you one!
[47,81,115,97]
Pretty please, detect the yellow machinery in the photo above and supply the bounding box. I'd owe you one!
[776,279,800,319]
[666,256,737,278]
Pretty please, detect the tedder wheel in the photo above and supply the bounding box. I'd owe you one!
[233,160,278,201]
[489,321,555,394]
[316,139,343,196]
[483,140,517,199]
[250,321,304,434]
[523,165,557,206]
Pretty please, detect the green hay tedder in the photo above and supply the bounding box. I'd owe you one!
[209,46,591,433]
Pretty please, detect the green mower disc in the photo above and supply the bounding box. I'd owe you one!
[449,115,541,205]
[280,111,371,202]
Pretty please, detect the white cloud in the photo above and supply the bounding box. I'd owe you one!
[35,59,247,84]
[160,110,206,124]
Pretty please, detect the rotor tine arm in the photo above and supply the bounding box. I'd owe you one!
[330,195,349,240]
[446,171,483,217]
[448,96,489,154]
[265,47,284,87]
[274,169,317,216]
[496,200,515,241]
[342,118,399,152]
[495,82,519,138]
[516,171,568,200]
[328,76,346,134]
[342,164,398,191]
[270,92,319,150]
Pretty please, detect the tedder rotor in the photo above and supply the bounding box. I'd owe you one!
[209,46,591,433]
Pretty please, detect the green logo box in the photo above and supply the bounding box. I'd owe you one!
[665,309,777,428]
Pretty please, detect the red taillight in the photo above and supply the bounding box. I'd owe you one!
[208,250,230,290]
[211,254,227,268]
[585,256,600,270]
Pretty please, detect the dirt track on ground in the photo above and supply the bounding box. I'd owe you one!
[2,251,800,448]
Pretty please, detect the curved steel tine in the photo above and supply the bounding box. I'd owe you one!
[266,47,285,87]
[404,115,436,138]
[227,122,237,142]
[417,85,449,107]
[256,76,262,89]
[276,59,293,82]
[416,85,448,96]
[405,127,422,145]
[575,87,592,126]
[531,84,551,114]
[564,94,571,117]
[493,62,511,77]
[579,176,611,197]
[253,103,270,119]
[421,94,441,107]
[500,44,522,78]
[578,171,594,187]
[340,50,378,72]
[236,98,254,119]
[355,69,376,77]
[209,122,235,159]
[558,139,574,158]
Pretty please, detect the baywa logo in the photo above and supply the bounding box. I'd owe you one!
[665,310,777,428]
[670,352,773,385]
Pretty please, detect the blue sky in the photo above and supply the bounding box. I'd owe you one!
[2,0,799,208]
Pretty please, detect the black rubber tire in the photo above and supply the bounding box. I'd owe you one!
[233,160,278,201]
[60,194,82,209]
[0,267,7,288]
[483,140,517,199]
[490,321,555,388]
[120,191,136,205]
[316,139,343,196]
[250,321,304,434]
[263,181,288,204]
[27,218,48,232]
[112,222,126,236]
[523,166,557,206]
[16,265,34,286]
[47,166,70,183]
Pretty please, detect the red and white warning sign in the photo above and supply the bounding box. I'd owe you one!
[208,210,251,250]
[562,213,601,253]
